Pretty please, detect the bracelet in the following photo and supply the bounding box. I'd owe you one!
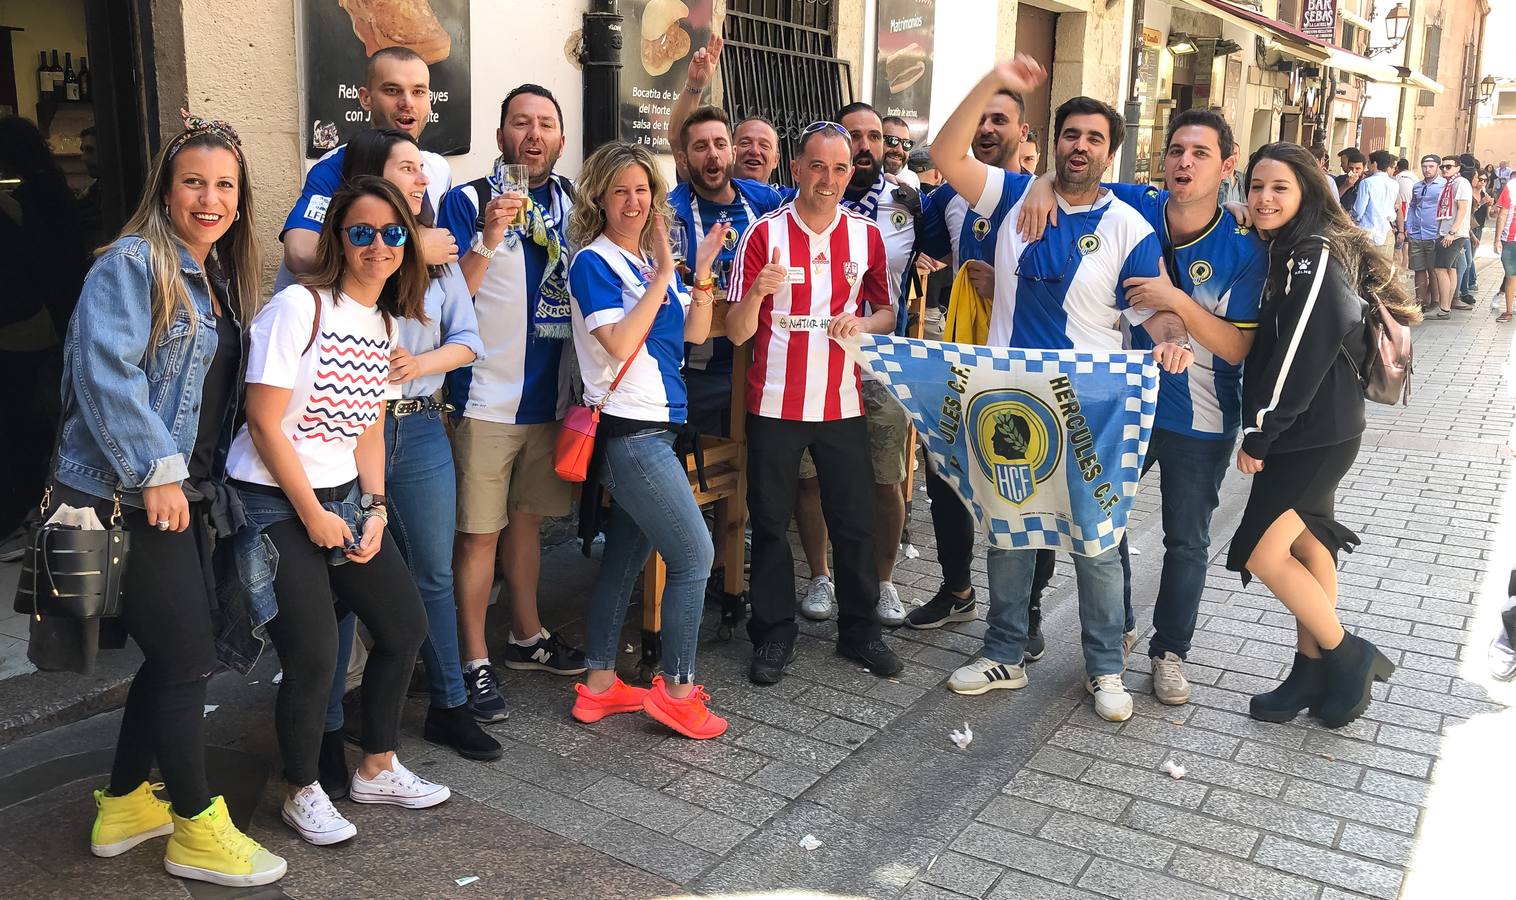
[693,273,717,292]
[471,238,497,260]
[692,294,714,308]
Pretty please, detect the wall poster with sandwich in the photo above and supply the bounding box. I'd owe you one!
[618,0,717,156]
[874,0,934,142]
[301,0,471,158]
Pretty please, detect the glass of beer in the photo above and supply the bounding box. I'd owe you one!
[668,218,688,269]
[496,161,530,232]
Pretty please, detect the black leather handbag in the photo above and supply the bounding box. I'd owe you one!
[13,485,131,621]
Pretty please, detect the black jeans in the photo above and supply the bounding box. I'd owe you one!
[101,498,218,818]
[261,517,425,787]
[924,461,1054,610]
[746,414,880,646]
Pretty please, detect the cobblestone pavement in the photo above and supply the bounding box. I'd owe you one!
[0,258,1510,899]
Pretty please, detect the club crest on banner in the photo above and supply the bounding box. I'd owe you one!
[966,391,1061,505]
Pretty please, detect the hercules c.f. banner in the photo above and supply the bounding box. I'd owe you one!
[844,335,1159,556]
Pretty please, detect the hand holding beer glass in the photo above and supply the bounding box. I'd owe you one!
[480,161,530,249]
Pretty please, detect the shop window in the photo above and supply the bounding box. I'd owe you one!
[1497,89,1516,118]
[1276,0,1300,27]
[1420,24,1441,107]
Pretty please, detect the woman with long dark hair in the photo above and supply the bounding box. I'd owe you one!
[227,176,446,846]
[1229,142,1420,730]
[40,114,285,886]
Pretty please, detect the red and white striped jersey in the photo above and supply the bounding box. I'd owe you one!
[730,204,891,421]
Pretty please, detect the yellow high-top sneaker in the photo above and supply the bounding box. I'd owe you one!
[90,782,173,857]
[163,796,286,887]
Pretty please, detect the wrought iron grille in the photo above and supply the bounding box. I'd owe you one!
[722,0,853,184]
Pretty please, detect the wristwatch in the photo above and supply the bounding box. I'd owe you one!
[471,237,497,260]
[360,493,387,511]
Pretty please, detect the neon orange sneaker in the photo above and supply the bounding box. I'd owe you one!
[642,676,728,740]
[571,678,649,723]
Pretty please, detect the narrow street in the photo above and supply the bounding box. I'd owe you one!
[0,255,1511,900]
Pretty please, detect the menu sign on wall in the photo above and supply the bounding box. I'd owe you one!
[1302,0,1337,42]
[617,0,716,155]
[301,0,471,158]
[874,0,935,141]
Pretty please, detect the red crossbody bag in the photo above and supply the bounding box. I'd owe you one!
[553,327,653,482]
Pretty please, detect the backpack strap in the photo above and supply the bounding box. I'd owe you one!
[302,286,323,355]
[466,176,493,233]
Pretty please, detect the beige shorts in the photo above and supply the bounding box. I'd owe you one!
[798,382,910,484]
[451,417,571,533]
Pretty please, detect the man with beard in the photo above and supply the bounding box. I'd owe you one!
[280,47,457,287]
[931,61,1193,722]
[665,34,782,185]
[1017,108,1266,707]
[882,115,920,188]
[436,84,586,723]
[668,106,784,435]
[792,101,929,629]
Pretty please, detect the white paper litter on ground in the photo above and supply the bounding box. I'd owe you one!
[1162,759,1186,779]
[949,723,973,749]
[202,705,219,717]
[1130,547,1142,556]
[901,543,921,560]
[455,876,479,886]
[799,834,823,851]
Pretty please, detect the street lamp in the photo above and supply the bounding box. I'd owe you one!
[1479,75,1496,104]
[1366,2,1409,57]
[1167,32,1198,55]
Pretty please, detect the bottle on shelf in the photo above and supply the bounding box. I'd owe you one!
[36,51,51,96]
[63,52,79,101]
[49,50,63,100]
[78,57,92,102]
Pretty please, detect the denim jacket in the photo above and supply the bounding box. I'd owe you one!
[55,235,244,502]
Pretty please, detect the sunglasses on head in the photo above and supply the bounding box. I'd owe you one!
[883,135,915,150]
[343,223,409,248]
[802,120,848,138]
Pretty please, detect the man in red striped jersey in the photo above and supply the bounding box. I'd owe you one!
[728,122,906,685]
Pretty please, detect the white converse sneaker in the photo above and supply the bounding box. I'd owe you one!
[281,783,356,846]
[1151,652,1191,705]
[1088,673,1133,722]
[800,576,836,621]
[349,759,450,809]
[948,657,1028,695]
[877,582,907,626]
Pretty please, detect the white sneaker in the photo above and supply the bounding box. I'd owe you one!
[800,576,836,621]
[349,759,450,809]
[281,783,356,846]
[948,657,1028,695]
[877,582,907,626]
[1123,630,1139,655]
[1151,651,1191,705]
[1088,673,1133,722]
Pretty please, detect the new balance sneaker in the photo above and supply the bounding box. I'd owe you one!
[349,759,450,809]
[948,657,1028,695]
[1025,602,1046,663]
[877,583,907,626]
[1088,673,1133,722]
[281,783,356,846]
[167,796,286,886]
[800,575,836,621]
[464,663,510,722]
[642,676,728,740]
[91,781,173,857]
[750,639,796,685]
[1150,652,1191,705]
[837,637,905,676]
[500,629,589,675]
[1123,630,1139,656]
[906,586,976,630]
[571,678,650,723]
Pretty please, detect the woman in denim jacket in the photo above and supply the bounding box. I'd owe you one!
[44,116,287,887]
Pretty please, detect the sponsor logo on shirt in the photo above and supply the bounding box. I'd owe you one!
[305,195,330,224]
[776,315,834,331]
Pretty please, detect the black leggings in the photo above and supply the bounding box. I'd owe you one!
[262,518,425,788]
[105,501,218,819]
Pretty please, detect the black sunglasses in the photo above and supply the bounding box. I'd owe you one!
[344,223,409,248]
[883,135,915,150]
[1014,239,1079,284]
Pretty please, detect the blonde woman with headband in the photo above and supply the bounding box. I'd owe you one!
[37,112,286,886]
[565,141,731,739]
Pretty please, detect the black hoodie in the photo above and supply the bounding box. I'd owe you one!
[1239,234,1368,459]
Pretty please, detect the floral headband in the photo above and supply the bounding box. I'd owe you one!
[164,108,243,162]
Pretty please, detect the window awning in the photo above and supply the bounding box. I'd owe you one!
[1385,67,1446,94]
[1173,0,1402,82]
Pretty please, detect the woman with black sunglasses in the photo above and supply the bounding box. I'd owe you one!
[225,176,447,847]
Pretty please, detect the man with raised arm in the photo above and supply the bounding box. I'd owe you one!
[666,34,781,185]
[929,59,1192,722]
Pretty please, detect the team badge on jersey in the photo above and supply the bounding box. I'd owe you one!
[1077,234,1101,255]
[972,217,991,242]
[722,228,739,250]
[842,261,859,285]
[891,210,909,228]
[1189,260,1213,285]
[967,390,1062,506]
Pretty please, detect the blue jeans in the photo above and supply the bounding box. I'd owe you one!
[325,410,468,729]
[1458,237,1477,297]
[1119,428,1233,660]
[584,429,713,684]
[986,544,1125,677]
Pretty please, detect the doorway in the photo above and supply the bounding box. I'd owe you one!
[1015,3,1056,172]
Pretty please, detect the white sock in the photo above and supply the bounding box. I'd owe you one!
[464,658,490,672]
[511,628,547,647]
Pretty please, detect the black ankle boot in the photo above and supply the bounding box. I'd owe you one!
[1249,652,1325,723]
[318,728,350,799]
[1316,632,1395,729]
[424,704,504,761]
